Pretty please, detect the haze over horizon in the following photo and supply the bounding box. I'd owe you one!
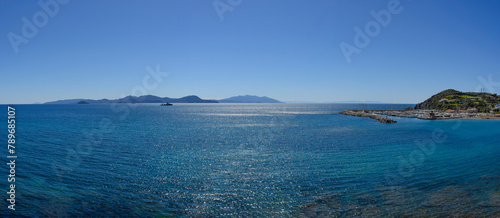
[2,0,500,104]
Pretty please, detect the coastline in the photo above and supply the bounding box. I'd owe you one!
[340,109,500,121]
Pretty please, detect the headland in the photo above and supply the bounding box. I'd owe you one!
[340,89,500,122]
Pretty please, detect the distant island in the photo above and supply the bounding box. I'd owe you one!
[219,95,282,103]
[45,95,282,104]
[45,95,218,104]
[340,89,500,123]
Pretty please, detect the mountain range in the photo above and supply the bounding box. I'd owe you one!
[45,95,218,104]
[219,95,282,103]
[44,95,282,104]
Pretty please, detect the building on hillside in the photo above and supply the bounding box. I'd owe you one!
[467,108,478,113]
[439,98,454,103]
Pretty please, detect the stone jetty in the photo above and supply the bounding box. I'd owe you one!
[339,110,397,123]
[370,109,500,120]
[340,109,500,122]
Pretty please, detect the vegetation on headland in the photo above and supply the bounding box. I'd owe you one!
[414,89,500,113]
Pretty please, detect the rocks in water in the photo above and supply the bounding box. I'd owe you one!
[339,110,397,123]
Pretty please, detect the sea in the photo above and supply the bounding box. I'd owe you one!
[1,103,499,217]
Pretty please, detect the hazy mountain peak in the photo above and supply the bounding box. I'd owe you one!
[219,95,281,103]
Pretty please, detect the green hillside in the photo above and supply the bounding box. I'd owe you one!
[415,89,500,113]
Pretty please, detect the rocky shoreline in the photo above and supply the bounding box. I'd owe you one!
[373,109,500,120]
[339,110,397,123]
[340,109,500,122]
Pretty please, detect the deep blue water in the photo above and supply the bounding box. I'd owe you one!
[1,103,499,217]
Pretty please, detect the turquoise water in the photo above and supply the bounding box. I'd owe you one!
[1,104,499,216]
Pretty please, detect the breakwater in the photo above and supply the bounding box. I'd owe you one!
[341,109,500,122]
[339,110,397,123]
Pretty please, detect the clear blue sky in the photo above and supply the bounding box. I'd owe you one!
[1,0,500,104]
